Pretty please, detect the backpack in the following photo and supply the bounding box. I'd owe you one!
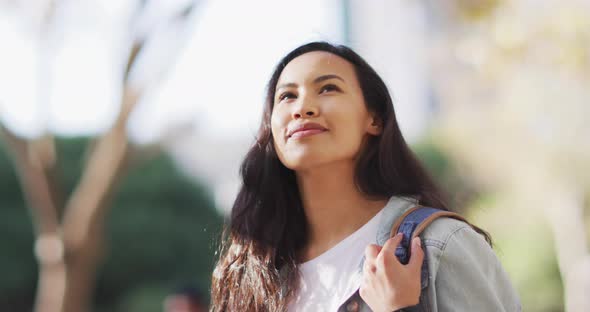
[390,206,467,289]
[337,206,468,312]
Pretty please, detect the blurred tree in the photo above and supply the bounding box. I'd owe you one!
[0,137,223,312]
[0,1,202,311]
[0,146,37,309]
[413,138,482,213]
[427,0,590,311]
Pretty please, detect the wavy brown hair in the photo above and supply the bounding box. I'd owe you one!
[210,42,490,311]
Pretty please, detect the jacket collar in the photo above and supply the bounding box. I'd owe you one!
[375,196,419,246]
[354,196,419,277]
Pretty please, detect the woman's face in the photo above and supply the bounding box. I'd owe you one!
[271,51,380,171]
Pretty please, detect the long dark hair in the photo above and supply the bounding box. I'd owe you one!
[210,41,489,311]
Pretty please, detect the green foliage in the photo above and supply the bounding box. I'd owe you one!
[496,225,563,312]
[412,138,481,213]
[114,284,170,312]
[0,140,37,309]
[0,138,223,311]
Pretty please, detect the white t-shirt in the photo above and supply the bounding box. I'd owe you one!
[287,207,385,312]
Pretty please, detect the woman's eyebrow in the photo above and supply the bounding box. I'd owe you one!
[313,74,345,84]
[276,82,298,90]
[276,74,346,91]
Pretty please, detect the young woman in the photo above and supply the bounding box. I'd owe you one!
[210,42,521,312]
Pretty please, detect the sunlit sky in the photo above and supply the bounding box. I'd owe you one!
[1,0,433,147]
[0,0,345,143]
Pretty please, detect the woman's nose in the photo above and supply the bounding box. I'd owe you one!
[292,97,319,119]
[293,110,316,119]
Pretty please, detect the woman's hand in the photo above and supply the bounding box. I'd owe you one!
[359,233,424,312]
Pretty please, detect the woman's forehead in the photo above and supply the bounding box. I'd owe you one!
[277,51,356,86]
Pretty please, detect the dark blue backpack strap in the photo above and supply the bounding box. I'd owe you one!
[339,206,468,312]
[390,206,468,288]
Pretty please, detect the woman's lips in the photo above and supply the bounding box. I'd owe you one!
[289,128,326,139]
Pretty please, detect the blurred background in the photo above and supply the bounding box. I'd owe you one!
[0,0,589,311]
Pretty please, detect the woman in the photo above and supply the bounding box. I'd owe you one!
[210,42,520,312]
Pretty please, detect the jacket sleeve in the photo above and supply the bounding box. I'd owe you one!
[434,226,522,312]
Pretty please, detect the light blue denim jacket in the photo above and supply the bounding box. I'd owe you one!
[336,196,522,312]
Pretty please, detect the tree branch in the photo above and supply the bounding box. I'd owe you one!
[0,124,61,242]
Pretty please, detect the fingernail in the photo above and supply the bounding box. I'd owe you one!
[396,233,403,239]
[416,238,422,247]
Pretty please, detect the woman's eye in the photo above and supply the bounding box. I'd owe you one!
[279,92,296,101]
[320,84,340,94]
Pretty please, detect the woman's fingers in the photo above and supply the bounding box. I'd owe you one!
[365,244,382,260]
[381,233,403,253]
[367,235,424,272]
[408,237,424,272]
[364,244,382,274]
[361,234,423,312]
[379,233,404,267]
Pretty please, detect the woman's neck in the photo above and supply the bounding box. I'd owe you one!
[296,161,388,263]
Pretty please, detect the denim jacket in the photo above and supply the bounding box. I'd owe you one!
[336,196,522,312]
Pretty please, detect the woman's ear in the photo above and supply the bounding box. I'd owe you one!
[366,117,383,136]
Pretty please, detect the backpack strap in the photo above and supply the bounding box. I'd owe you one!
[390,206,468,289]
[338,206,469,312]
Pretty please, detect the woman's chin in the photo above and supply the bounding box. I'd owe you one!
[282,156,326,172]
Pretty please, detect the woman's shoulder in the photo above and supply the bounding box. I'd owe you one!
[419,216,522,311]
[377,197,489,252]
[420,216,488,252]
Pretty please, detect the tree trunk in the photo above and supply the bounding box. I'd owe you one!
[0,2,196,310]
[62,228,104,312]
[34,234,66,312]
